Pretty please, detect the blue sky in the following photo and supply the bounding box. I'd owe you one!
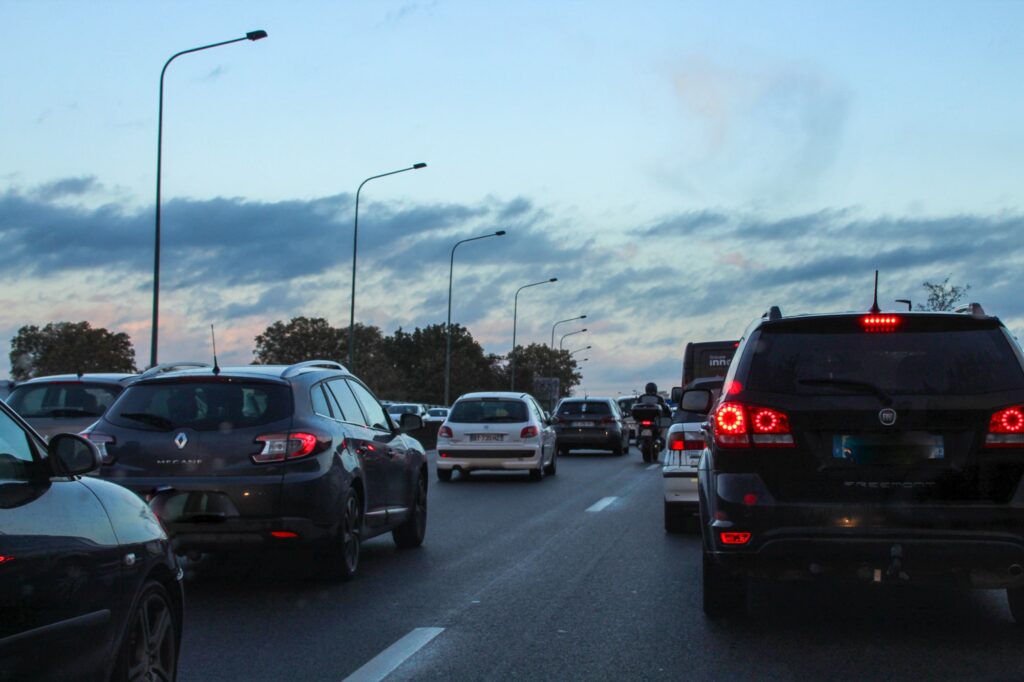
[1,1,1022,395]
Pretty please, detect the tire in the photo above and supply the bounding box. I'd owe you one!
[544,450,557,476]
[112,581,179,682]
[664,501,688,534]
[611,440,624,456]
[702,547,748,618]
[325,488,362,581]
[393,474,427,549]
[529,465,544,482]
[437,467,453,482]
[1008,587,1024,625]
[640,439,654,463]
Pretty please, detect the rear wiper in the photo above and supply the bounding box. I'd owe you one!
[118,412,174,430]
[797,378,892,406]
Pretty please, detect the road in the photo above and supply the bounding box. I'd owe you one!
[179,449,1024,681]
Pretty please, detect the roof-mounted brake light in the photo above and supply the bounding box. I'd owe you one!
[862,315,900,332]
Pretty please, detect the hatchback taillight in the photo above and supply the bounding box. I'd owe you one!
[83,432,115,464]
[986,406,1024,448]
[668,432,705,451]
[520,426,539,439]
[713,402,794,448]
[252,432,320,463]
[438,425,453,439]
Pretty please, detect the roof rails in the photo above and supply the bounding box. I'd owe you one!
[139,361,212,379]
[281,360,348,379]
[762,306,783,321]
[954,302,987,318]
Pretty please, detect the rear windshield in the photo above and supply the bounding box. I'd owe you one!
[427,409,448,417]
[747,327,1024,395]
[388,404,420,415]
[448,399,528,423]
[106,381,292,431]
[8,382,121,418]
[558,401,612,416]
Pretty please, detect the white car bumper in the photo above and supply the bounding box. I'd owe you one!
[436,442,544,471]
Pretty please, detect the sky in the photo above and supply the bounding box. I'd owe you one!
[1,0,1022,396]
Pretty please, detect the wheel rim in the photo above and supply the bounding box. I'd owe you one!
[343,494,362,572]
[125,591,176,682]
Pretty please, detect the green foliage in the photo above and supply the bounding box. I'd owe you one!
[9,321,136,381]
[253,316,344,365]
[915,277,972,311]
[507,343,582,404]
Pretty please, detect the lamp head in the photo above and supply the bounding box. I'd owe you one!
[495,230,507,236]
[413,162,427,169]
[580,314,587,319]
[549,278,558,282]
[246,30,268,41]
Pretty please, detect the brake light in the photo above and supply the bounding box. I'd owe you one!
[438,425,453,439]
[714,403,748,447]
[862,315,900,332]
[720,531,751,545]
[713,403,794,448]
[749,406,794,447]
[252,432,320,463]
[640,420,654,427]
[0,555,13,564]
[83,432,115,464]
[520,426,539,439]
[986,406,1024,448]
[271,531,298,539]
[724,380,743,396]
[668,432,705,451]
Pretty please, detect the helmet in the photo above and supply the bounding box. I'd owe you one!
[644,382,658,395]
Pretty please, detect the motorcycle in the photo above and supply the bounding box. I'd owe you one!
[631,398,667,464]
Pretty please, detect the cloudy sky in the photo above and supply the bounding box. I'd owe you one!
[2,1,1022,395]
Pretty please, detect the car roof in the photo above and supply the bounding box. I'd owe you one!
[559,396,614,402]
[133,360,352,385]
[16,373,137,386]
[456,391,532,400]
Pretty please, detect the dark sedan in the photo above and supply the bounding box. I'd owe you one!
[553,397,629,455]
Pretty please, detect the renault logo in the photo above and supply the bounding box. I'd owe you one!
[174,432,188,449]
[878,408,897,427]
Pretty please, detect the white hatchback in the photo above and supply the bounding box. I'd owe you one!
[436,392,557,482]
[663,381,721,533]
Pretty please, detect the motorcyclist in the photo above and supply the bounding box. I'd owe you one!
[635,382,672,451]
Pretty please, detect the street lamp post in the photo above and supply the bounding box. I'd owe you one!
[510,278,558,391]
[445,230,506,405]
[559,328,587,351]
[151,30,268,368]
[550,314,586,348]
[569,345,591,356]
[348,162,427,370]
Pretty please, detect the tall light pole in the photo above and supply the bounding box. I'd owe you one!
[510,278,558,390]
[445,230,506,405]
[559,328,587,351]
[348,162,427,370]
[570,345,591,356]
[550,314,586,348]
[151,30,268,368]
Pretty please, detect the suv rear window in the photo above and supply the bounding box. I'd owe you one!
[448,399,528,423]
[747,326,1024,396]
[558,401,612,416]
[8,382,121,418]
[106,381,292,431]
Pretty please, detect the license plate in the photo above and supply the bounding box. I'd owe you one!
[640,429,653,437]
[470,434,504,442]
[832,432,944,465]
[575,421,595,427]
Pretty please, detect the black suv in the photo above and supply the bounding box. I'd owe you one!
[697,305,1024,622]
[85,360,428,580]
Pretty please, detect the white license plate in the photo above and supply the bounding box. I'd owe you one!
[470,434,504,442]
[640,429,653,437]
[575,421,595,427]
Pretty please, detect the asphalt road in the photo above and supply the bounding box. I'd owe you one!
[178,449,1024,681]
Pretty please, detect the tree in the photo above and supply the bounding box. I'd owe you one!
[9,321,136,381]
[253,316,343,365]
[505,343,582,405]
[915,277,972,311]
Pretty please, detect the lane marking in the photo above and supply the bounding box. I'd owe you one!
[646,464,660,470]
[343,627,444,682]
[586,496,618,512]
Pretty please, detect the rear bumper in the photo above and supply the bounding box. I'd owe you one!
[663,468,699,504]
[555,430,622,449]
[163,516,333,553]
[436,444,543,471]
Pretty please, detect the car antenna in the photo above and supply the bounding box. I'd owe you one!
[210,325,221,376]
[869,270,881,314]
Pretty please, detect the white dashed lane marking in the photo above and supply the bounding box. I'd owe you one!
[343,627,445,682]
[586,496,618,512]
[646,464,660,470]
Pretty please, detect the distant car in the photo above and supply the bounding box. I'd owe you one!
[388,403,428,423]
[85,360,428,581]
[553,397,629,456]
[424,407,449,427]
[0,399,183,680]
[6,373,137,439]
[662,379,722,534]
[616,396,638,442]
[436,392,556,481]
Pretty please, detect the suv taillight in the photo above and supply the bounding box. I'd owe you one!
[520,426,539,439]
[83,432,115,464]
[438,425,453,439]
[252,432,319,463]
[986,406,1024,448]
[713,402,794,448]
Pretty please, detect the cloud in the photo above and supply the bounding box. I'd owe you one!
[32,176,100,201]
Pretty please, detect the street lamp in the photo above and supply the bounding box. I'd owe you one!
[559,328,587,350]
[570,345,591,356]
[550,314,586,348]
[151,29,268,368]
[348,162,427,370]
[444,230,506,405]
[510,277,558,390]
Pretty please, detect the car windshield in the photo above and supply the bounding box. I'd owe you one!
[558,401,611,416]
[106,381,292,431]
[448,399,528,423]
[427,409,448,417]
[8,382,121,418]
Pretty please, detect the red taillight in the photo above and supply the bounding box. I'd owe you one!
[270,531,298,539]
[713,403,794,448]
[438,425,453,439]
[724,380,743,396]
[520,425,539,439]
[986,406,1024,448]
[83,432,115,464]
[252,432,320,463]
[862,315,900,332]
[0,555,13,564]
[640,420,654,427]
[720,531,751,545]
[668,433,704,451]
[600,416,616,425]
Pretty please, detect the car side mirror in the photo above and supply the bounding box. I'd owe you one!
[670,387,683,404]
[49,433,99,476]
[680,389,713,414]
[399,414,424,432]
